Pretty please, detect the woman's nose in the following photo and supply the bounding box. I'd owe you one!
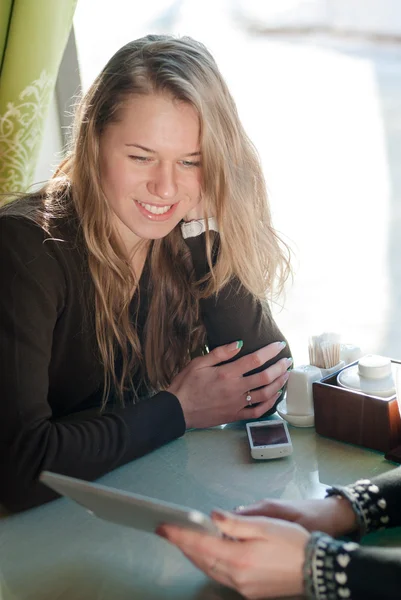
[147,163,178,200]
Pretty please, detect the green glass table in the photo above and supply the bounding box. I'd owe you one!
[0,420,398,600]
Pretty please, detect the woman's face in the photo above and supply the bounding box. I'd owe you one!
[99,93,202,251]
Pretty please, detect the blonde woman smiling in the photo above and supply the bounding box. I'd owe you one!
[0,35,291,512]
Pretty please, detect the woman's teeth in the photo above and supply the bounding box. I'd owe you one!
[137,200,172,215]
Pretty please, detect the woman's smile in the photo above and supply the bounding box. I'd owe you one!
[134,198,178,220]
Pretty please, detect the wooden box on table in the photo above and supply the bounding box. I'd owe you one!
[312,360,401,460]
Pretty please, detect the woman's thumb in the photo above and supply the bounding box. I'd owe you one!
[211,510,268,540]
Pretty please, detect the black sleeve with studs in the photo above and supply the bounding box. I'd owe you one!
[304,532,360,600]
[304,533,401,600]
[325,467,401,535]
[304,467,401,600]
[325,479,390,537]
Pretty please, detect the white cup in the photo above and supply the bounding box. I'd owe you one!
[285,365,323,416]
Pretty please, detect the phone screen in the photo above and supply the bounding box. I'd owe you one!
[250,422,288,447]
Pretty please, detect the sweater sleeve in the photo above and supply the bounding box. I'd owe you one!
[304,533,401,600]
[304,468,401,600]
[0,217,185,512]
[184,233,291,413]
[325,467,401,536]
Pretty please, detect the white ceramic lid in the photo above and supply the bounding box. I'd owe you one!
[357,354,392,379]
[337,355,396,398]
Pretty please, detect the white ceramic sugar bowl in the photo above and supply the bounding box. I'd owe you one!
[337,354,396,398]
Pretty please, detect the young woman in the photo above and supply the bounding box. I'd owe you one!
[160,467,401,599]
[0,35,292,513]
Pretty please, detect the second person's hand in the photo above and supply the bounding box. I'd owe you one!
[167,340,291,429]
[158,510,309,599]
[234,495,359,539]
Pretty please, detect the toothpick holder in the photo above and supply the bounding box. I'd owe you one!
[319,360,345,378]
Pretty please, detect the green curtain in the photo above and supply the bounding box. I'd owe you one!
[0,0,78,194]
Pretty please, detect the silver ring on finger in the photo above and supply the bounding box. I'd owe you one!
[246,391,253,407]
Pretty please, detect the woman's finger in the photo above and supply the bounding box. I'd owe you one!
[234,499,304,521]
[223,341,287,378]
[211,511,271,540]
[236,393,281,419]
[158,525,244,588]
[195,340,244,367]
[158,524,257,570]
[242,356,291,392]
[158,525,235,559]
[239,368,290,409]
[234,499,288,518]
[201,341,286,374]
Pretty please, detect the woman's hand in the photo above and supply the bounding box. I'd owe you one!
[234,496,359,539]
[158,511,309,599]
[167,341,291,429]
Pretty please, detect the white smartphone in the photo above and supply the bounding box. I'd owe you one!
[246,419,293,460]
[40,471,220,536]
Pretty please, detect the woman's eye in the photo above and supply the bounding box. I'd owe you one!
[180,160,201,168]
[129,155,152,163]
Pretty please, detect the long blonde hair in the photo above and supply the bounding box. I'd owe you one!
[2,35,291,403]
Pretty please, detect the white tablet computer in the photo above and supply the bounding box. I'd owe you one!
[40,471,220,536]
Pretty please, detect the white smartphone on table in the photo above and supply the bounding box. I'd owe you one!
[246,419,293,460]
[40,471,220,536]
